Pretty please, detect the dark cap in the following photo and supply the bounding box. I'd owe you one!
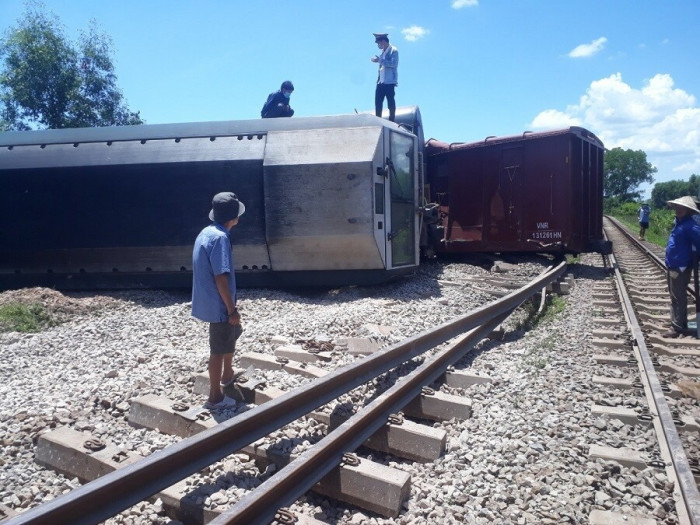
[281,80,294,91]
[209,192,246,223]
[373,32,389,42]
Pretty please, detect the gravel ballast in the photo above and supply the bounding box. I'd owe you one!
[0,254,690,524]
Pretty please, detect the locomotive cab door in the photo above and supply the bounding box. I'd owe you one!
[384,130,418,268]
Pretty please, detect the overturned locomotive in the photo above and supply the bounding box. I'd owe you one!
[0,109,424,289]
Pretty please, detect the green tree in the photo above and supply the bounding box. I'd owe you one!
[0,1,142,130]
[603,147,656,201]
[652,179,689,208]
[650,174,700,208]
[688,174,700,199]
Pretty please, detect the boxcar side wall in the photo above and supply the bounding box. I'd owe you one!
[425,127,606,255]
[520,134,570,251]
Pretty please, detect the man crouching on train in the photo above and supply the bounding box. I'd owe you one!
[664,196,700,338]
[192,192,245,409]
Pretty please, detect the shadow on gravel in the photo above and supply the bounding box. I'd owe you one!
[568,261,614,281]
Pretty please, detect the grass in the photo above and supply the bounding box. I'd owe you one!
[513,294,568,375]
[516,294,566,331]
[615,215,668,247]
[606,201,674,249]
[0,303,57,333]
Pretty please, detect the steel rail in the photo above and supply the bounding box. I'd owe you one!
[604,227,700,524]
[211,312,509,525]
[6,261,566,525]
[605,215,665,268]
[605,215,700,304]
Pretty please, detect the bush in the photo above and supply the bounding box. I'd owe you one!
[605,199,674,247]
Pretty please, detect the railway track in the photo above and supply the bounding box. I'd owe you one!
[2,260,569,525]
[2,236,699,524]
[600,216,700,524]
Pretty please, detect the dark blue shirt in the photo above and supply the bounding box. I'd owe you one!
[261,90,289,118]
[639,206,650,223]
[191,223,236,322]
[665,215,700,269]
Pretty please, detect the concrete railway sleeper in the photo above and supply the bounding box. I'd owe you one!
[3,263,568,525]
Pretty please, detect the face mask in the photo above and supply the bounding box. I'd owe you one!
[283,91,291,99]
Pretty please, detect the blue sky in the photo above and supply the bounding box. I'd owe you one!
[1,0,699,196]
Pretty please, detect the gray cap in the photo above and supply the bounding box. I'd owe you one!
[209,192,246,223]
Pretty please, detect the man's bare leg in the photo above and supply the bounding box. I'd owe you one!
[208,354,225,404]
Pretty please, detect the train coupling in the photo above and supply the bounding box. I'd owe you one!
[419,203,440,224]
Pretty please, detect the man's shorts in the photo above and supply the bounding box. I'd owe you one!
[640,221,649,229]
[209,322,243,355]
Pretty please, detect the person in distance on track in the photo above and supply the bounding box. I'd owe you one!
[638,203,651,241]
[664,196,700,338]
[192,192,246,409]
[261,80,295,118]
[371,32,399,122]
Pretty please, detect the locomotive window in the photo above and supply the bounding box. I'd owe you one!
[375,183,385,214]
[389,136,413,202]
[389,132,416,267]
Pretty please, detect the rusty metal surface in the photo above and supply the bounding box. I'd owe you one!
[425,127,605,255]
[5,262,566,525]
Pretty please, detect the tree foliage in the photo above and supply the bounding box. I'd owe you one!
[603,147,656,201]
[0,1,142,130]
[650,174,700,208]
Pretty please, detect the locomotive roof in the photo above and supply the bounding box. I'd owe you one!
[0,112,404,148]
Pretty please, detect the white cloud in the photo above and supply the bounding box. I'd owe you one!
[531,109,581,129]
[530,73,700,182]
[401,25,430,42]
[568,37,607,58]
[451,0,478,8]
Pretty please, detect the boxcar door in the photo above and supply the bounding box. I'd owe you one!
[488,146,524,242]
[385,131,418,268]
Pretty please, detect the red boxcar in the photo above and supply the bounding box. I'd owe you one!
[423,127,610,255]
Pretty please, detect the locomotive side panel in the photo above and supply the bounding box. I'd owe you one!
[262,127,384,272]
[0,136,269,283]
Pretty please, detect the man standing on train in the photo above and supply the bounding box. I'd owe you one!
[664,196,700,338]
[192,192,246,409]
[371,33,398,122]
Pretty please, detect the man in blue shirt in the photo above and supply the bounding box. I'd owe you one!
[192,192,246,409]
[664,196,700,338]
[638,204,651,241]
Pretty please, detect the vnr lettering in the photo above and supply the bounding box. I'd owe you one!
[536,222,549,229]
